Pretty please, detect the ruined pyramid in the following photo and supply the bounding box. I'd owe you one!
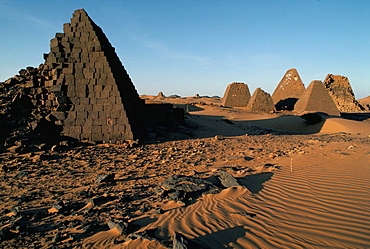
[43,9,144,142]
[294,80,340,116]
[323,74,362,112]
[222,82,251,107]
[272,68,305,110]
[246,88,275,113]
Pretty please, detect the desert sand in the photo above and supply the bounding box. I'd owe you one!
[1,95,370,248]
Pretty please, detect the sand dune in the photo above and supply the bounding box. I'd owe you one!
[123,144,370,248]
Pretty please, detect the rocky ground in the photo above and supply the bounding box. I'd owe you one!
[0,117,368,248]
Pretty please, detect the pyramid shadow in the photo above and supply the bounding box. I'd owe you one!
[275,98,298,111]
[340,112,370,121]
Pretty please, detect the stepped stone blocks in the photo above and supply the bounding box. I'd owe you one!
[272,68,305,110]
[323,74,363,112]
[294,80,340,116]
[222,82,251,107]
[42,9,144,141]
[246,88,276,113]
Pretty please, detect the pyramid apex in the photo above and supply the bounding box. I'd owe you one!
[74,8,88,14]
[294,80,340,116]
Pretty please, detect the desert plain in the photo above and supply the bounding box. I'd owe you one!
[1,94,370,249]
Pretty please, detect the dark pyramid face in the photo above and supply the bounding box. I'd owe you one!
[246,88,275,113]
[222,82,251,107]
[43,9,143,142]
[294,80,340,116]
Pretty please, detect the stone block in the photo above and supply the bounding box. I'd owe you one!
[76,110,88,119]
[102,124,113,135]
[91,133,103,141]
[69,125,82,134]
[92,119,105,126]
[82,125,92,134]
[89,111,99,119]
[103,104,113,111]
[92,125,102,134]
[92,104,103,112]
[80,134,91,140]
[50,38,59,47]
[50,111,67,120]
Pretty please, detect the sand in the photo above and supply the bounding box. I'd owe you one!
[129,144,370,248]
[1,95,370,248]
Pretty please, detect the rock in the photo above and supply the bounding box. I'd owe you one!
[214,135,224,140]
[95,173,115,184]
[218,170,242,188]
[161,175,219,201]
[173,232,204,249]
[48,201,68,214]
[107,219,128,235]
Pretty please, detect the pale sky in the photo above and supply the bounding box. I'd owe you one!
[1,0,369,98]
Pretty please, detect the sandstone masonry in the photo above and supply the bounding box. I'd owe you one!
[323,74,363,112]
[222,83,251,107]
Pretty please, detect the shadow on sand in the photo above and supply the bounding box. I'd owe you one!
[193,226,251,249]
[238,172,274,194]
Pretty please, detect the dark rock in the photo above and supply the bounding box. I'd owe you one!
[161,175,219,201]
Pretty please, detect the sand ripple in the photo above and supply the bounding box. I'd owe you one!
[132,152,370,248]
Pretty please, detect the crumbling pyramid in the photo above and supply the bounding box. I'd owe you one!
[246,88,275,113]
[294,80,340,116]
[43,9,144,141]
[222,82,251,107]
[323,74,362,112]
[272,68,305,110]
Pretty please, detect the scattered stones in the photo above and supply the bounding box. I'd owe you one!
[161,175,220,201]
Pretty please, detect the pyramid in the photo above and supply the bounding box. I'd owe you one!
[294,81,340,116]
[246,88,275,113]
[222,82,251,107]
[42,9,144,142]
[323,74,362,112]
[272,68,305,110]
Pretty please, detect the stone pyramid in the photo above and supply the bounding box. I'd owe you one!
[294,80,340,116]
[222,82,251,107]
[272,68,305,110]
[323,74,362,112]
[43,9,144,142]
[246,88,275,113]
